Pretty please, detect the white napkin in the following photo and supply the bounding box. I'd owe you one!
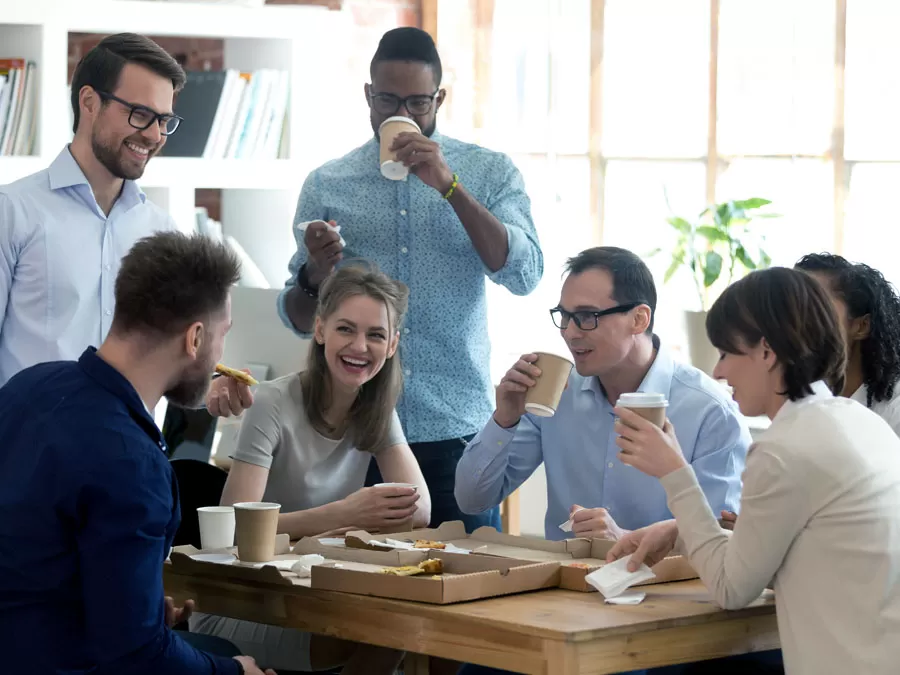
[559,506,585,533]
[585,556,656,598]
[296,220,346,247]
[604,590,646,605]
[315,538,346,547]
[291,554,325,578]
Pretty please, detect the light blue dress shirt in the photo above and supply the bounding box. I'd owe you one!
[0,146,176,386]
[277,132,543,443]
[455,340,750,540]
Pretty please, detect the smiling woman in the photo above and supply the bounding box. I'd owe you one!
[190,262,430,674]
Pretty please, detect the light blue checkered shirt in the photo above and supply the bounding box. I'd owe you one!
[278,132,543,443]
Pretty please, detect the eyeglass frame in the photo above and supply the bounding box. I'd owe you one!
[549,302,646,331]
[367,89,441,116]
[94,90,183,136]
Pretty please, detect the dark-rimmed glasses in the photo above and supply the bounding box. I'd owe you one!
[368,90,440,116]
[550,302,644,331]
[96,90,183,136]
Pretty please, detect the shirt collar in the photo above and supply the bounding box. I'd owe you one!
[581,335,675,401]
[48,145,146,209]
[78,347,167,452]
[850,384,868,405]
[773,380,834,422]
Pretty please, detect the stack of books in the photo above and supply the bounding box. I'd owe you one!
[0,59,38,157]
[161,69,290,160]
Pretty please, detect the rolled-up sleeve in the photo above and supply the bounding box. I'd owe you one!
[277,171,325,336]
[483,155,543,296]
[454,415,544,514]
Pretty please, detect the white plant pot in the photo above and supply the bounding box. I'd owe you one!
[684,310,719,376]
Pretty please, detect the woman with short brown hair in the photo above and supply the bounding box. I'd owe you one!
[608,267,900,675]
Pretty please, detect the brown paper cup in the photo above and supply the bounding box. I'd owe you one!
[524,352,574,417]
[233,502,281,563]
[616,392,668,428]
[379,116,421,180]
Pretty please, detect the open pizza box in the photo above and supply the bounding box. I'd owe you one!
[326,520,696,593]
[310,549,560,604]
[168,533,428,586]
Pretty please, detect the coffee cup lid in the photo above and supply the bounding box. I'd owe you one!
[616,392,668,408]
[381,160,409,180]
[378,116,421,132]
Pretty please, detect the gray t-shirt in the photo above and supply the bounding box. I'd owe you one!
[232,373,407,512]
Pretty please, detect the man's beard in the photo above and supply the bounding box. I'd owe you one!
[165,360,214,409]
[91,132,150,180]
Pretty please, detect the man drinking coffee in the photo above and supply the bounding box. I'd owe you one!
[455,247,750,541]
[211,27,544,534]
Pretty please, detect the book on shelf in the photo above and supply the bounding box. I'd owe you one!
[161,68,290,160]
[0,59,38,157]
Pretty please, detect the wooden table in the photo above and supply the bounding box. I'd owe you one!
[165,568,779,674]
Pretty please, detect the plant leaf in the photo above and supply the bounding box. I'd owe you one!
[735,245,756,270]
[733,198,771,210]
[664,254,683,283]
[714,203,730,227]
[696,225,730,242]
[646,247,663,257]
[759,249,772,269]
[666,216,693,233]
[754,212,782,219]
[703,251,723,287]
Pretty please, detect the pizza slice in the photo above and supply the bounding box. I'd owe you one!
[214,363,259,386]
[413,539,447,550]
[380,558,444,576]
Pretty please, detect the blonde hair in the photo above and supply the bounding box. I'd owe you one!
[300,262,409,453]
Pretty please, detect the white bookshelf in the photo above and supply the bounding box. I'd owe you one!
[0,0,352,284]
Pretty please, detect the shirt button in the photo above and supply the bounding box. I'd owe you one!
[608,462,614,469]
[401,247,408,254]
[403,327,410,334]
[105,310,112,316]
[104,264,111,271]
[404,369,411,376]
[400,209,407,216]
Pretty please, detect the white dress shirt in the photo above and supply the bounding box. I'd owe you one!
[662,381,900,675]
[851,383,900,437]
[0,147,176,385]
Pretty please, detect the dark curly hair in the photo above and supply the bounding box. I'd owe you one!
[795,253,900,406]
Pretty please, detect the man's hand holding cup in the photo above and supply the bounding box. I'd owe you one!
[493,354,541,429]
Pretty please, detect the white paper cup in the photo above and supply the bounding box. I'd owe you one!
[375,482,418,491]
[197,506,235,550]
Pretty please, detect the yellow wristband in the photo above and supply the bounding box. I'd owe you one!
[442,173,459,200]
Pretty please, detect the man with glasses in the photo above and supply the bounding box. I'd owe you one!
[0,33,183,386]
[246,26,543,533]
[455,246,749,542]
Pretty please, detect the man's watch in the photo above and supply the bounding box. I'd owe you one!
[297,264,320,299]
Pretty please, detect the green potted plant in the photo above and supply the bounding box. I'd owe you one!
[651,198,777,374]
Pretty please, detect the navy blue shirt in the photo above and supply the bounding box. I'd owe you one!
[0,348,240,675]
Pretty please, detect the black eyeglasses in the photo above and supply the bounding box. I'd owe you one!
[96,90,183,136]
[550,302,644,331]
[368,90,440,116]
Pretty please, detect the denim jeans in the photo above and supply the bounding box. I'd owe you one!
[365,435,501,532]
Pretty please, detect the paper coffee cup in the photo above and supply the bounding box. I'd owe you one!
[524,352,574,417]
[616,392,668,428]
[375,482,418,491]
[233,502,281,563]
[197,506,236,550]
[379,116,421,180]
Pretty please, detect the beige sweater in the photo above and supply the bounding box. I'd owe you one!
[662,381,900,675]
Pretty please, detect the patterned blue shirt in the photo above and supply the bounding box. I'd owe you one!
[456,340,750,539]
[277,132,543,443]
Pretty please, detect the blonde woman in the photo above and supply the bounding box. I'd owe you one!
[191,263,430,675]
